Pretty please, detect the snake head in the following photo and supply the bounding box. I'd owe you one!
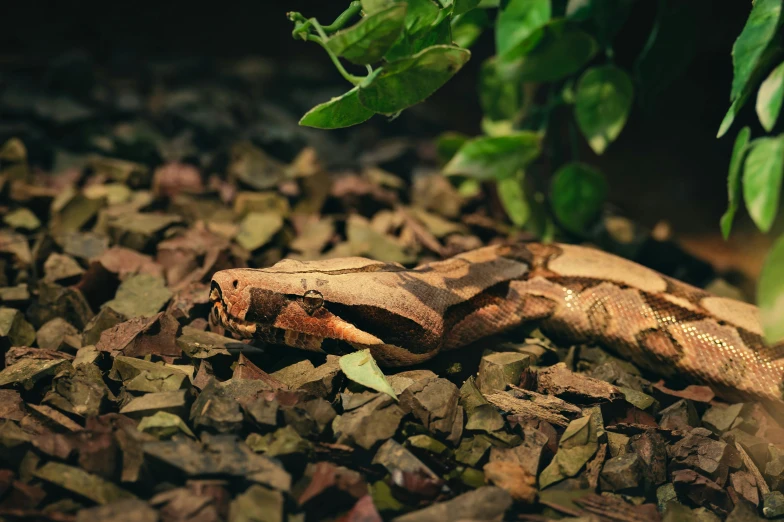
[210,261,390,353]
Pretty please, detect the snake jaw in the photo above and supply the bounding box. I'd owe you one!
[210,270,385,351]
[210,286,257,337]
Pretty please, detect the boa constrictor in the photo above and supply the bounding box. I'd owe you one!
[210,242,784,416]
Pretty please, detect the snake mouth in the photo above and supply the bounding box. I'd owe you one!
[209,281,329,351]
[209,278,385,353]
[210,282,258,337]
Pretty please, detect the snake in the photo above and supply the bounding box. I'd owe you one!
[209,241,784,417]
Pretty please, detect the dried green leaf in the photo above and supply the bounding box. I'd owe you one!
[340,350,398,400]
[103,274,173,318]
[235,212,283,251]
[34,462,137,504]
[138,411,195,439]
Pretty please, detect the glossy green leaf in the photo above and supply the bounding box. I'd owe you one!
[730,0,783,104]
[359,45,471,114]
[326,4,407,65]
[454,0,481,15]
[757,61,784,132]
[496,0,550,57]
[339,349,398,400]
[385,0,451,60]
[500,20,598,83]
[575,66,634,155]
[401,0,442,33]
[299,86,375,129]
[451,8,490,48]
[718,89,752,139]
[742,136,784,233]
[498,175,529,227]
[720,127,751,240]
[758,234,784,345]
[441,0,481,14]
[362,0,397,14]
[550,163,608,234]
[443,132,542,180]
[479,57,521,122]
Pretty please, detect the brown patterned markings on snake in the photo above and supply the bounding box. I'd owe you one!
[211,242,784,412]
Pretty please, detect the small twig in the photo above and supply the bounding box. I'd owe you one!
[735,441,771,496]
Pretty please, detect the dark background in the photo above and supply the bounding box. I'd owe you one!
[1,0,778,279]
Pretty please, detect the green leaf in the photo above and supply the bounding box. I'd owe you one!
[720,127,751,240]
[479,57,521,122]
[634,0,698,112]
[574,66,634,155]
[299,86,375,129]
[454,0,481,15]
[362,0,397,14]
[730,0,783,104]
[718,48,780,138]
[326,4,407,65]
[401,0,442,34]
[758,234,784,345]
[385,0,452,60]
[451,8,490,48]
[742,136,784,233]
[757,61,784,132]
[442,0,481,14]
[443,132,542,180]
[498,174,530,227]
[495,0,550,57]
[339,349,398,400]
[436,131,470,164]
[500,20,598,83]
[566,0,635,47]
[359,45,471,114]
[718,89,752,139]
[550,163,608,234]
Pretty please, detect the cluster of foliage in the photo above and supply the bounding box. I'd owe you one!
[288,0,784,344]
[717,0,784,344]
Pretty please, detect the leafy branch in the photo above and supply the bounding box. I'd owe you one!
[287,0,784,345]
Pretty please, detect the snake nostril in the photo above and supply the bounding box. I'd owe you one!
[232,280,238,289]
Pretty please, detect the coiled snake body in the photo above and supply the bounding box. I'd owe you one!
[210,242,784,417]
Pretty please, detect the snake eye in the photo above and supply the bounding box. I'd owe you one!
[302,289,324,314]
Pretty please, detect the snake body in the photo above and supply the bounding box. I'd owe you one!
[210,242,784,415]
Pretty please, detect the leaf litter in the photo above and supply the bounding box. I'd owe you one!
[0,51,777,522]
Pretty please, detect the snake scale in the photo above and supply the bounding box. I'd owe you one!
[209,242,784,418]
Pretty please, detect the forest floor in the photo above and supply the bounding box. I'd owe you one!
[0,52,782,521]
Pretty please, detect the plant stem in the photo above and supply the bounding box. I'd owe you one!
[288,5,366,86]
[306,34,364,85]
[322,1,362,33]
